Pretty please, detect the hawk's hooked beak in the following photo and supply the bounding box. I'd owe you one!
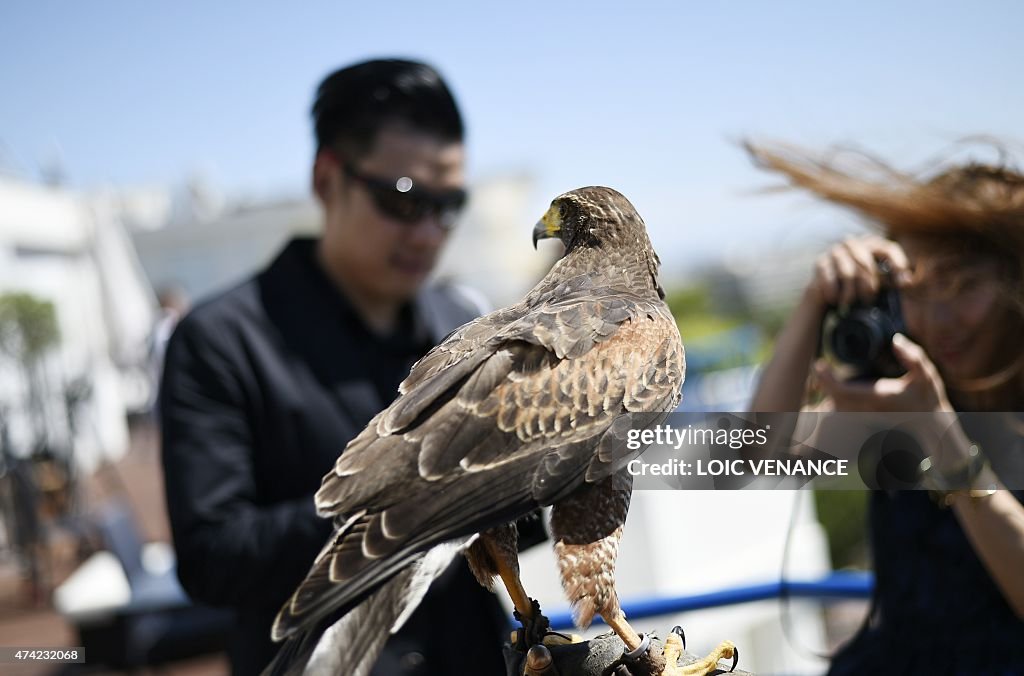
[532,205,562,250]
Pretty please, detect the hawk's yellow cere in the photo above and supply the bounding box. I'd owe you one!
[540,205,562,238]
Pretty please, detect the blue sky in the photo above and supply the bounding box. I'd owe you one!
[3,1,1023,268]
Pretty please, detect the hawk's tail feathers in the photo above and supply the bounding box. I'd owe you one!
[276,467,535,645]
[271,510,369,643]
[263,537,477,676]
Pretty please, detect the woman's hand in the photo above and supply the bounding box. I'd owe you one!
[807,235,912,310]
[752,235,911,413]
[815,333,953,413]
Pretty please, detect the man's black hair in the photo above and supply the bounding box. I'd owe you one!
[312,58,464,160]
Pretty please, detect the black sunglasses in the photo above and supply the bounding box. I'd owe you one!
[341,161,467,229]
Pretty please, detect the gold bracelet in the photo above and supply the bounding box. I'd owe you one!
[936,485,998,508]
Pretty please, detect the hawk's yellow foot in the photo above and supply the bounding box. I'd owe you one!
[661,629,738,676]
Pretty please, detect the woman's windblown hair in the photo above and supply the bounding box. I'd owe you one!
[746,139,1024,407]
[745,140,1024,245]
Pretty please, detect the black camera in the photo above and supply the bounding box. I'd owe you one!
[821,265,907,380]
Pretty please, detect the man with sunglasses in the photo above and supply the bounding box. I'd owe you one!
[161,59,526,675]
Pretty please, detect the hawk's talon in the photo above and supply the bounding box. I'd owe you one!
[670,625,686,650]
[660,635,737,676]
[622,632,651,661]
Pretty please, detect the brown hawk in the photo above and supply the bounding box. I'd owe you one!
[268,187,736,676]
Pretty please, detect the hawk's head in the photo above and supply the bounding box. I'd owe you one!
[534,186,665,298]
[533,186,651,254]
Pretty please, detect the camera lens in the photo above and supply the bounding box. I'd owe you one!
[831,314,884,367]
[820,269,907,380]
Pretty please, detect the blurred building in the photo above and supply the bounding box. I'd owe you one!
[0,176,155,471]
[127,172,548,310]
[435,172,551,307]
[130,192,319,305]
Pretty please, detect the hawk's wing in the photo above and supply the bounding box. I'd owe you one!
[272,277,684,641]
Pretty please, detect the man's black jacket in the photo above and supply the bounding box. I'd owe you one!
[160,238,539,675]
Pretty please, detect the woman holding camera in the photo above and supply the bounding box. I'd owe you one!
[748,143,1024,673]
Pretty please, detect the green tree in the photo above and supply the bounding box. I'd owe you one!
[0,293,61,443]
